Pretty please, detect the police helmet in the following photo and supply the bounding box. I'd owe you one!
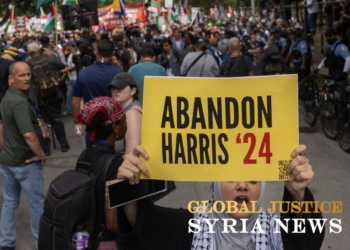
[324,28,334,37]
[270,26,279,34]
[290,28,302,37]
[333,26,344,36]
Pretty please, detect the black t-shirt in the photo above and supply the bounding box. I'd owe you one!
[81,145,123,241]
[118,188,324,250]
[118,198,194,250]
[0,58,14,102]
[220,55,254,77]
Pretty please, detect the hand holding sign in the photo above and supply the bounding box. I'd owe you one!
[285,144,314,202]
[118,145,150,184]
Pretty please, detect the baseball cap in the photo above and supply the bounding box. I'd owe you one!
[107,73,137,90]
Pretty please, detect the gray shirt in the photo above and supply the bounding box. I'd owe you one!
[180,51,219,77]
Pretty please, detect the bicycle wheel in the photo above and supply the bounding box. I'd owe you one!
[303,98,318,126]
[338,112,350,153]
[321,100,338,140]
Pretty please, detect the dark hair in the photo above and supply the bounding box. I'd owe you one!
[205,30,211,37]
[100,33,109,40]
[161,38,172,47]
[131,85,139,101]
[213,31,220,37]
[97,39,114,58]
[144,33,152,42]
[141,47,155,58]
[85,112,121,140]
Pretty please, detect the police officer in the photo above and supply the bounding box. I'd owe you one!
[285,28,311,81]
[314,27,350,81]
[269,26,288,58]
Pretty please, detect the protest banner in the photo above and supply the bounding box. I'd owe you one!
[141,75,298,182]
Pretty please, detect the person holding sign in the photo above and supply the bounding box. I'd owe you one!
[115,145,324,250]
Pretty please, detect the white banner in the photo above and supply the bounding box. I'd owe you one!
[165,0,173,8]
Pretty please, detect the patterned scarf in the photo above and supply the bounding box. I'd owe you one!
[76,96,124,141]
[192,182,273,250]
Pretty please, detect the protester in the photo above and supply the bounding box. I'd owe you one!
[254,45,287,75]
[60,40,77,116]
[158,38,182,76]
[180,40,219,77]
[72,39,123,147]
[26,42,70,155]
[0,47,18,102]
[128,48,167,107]
[76,96,126,250]
[108,73,142,156]
[220,37,254,77]
[0,62,46,250]
[114,144,324,250]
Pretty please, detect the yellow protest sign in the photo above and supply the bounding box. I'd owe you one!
[141,75,298,181]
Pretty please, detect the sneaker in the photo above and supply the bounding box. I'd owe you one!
[61,144,70,152]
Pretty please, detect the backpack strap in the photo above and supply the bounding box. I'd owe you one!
[182,52,206,76]
[76,145,114,174]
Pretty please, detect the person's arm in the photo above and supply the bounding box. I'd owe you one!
[124,109,142,156]
[285,52,292,64]
[23,131,46,165]
[47,53,66,71]
[104,195,118,234]
[280,46,287,56]
[317,57,327,70]
[281,144,325,249]
[72,96,83,135]
[72,74,83,135]
[301,54,307,69]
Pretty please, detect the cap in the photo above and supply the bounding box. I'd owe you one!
[107,72,137,90]
[3,47,19,58]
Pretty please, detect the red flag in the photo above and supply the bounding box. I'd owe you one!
[228,6,233,14]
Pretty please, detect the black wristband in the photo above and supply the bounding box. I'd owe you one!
[74,121,80,124]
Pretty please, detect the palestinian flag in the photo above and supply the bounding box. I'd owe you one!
[171,3,179,21]
[44,3,56,33]
[62,0,76,4]
[37,0,51,9]
[0,9,14,34]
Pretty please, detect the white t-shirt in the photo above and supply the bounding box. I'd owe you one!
[306,0,319,14]
[67,53,77,81]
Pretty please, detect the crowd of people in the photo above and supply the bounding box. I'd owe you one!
[1,4,349,249]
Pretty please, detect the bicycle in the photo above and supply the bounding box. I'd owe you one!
[336,85,350,152]
[320,77,339,140]
[299,73,325,126]
[300,73,339,139]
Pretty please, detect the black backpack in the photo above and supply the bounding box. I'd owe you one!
[38,146,118,250]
